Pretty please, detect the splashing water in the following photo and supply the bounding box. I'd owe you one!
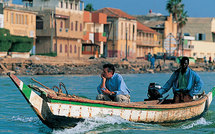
[181,117,213,129]
[53,115,129,134]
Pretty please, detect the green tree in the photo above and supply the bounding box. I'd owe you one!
[84,3,95,12]
[166,0,188,56]
[166,0,184,21]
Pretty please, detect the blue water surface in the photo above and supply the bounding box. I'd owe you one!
[1,72,215,134]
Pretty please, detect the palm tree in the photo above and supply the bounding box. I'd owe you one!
[166,0,188,56]
[166,0,184,22]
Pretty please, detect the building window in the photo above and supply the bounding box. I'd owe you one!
[11,13,14,24]
[184,33,190,36]
[121,22,123,39]
[75,21,78,31]
[25,15,27,24]
[196,33,206,41]
[70,3,73,9]
[31,15,33,24]
[71,22,73,31]
[15,14,18,24]
[74,45,76,53]
[65,44,68,53]
[60,21,63,28]
[6,12,8,22]
[60,1,63,8]
[66,2,68,8]
[133,24,135,41]
[70,45,72,53]
[80,23,82,31]
[19,14,21,24]
[75,4,78,10]
[21,15,24,24]
[36,16,43,29]
[60,44,62,53]
[54,43,57,52]
[129,24,131,40]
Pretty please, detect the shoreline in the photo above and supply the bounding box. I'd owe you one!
[0,55,214,76]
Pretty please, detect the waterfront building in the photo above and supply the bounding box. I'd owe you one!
[94,8,137,59]
[135,11,177,56]
[1,2,36,58]
[182,18,215,61]
[136,21,161,59]
[24,0,84,58]
[82,11,107,58]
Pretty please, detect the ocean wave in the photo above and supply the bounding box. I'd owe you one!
[52,115,129,134]
[181,117,213,129]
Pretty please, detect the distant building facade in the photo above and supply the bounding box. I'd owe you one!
[3,5,36,38]
[135,11,173,56]
[82,11,107,58]
[94,8,137,59]
[2,3,37,57]
[136,21,161,58]
[24,0,84,58]
[182,18,215,60]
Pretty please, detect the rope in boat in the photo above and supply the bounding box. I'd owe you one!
[31,78,69,97]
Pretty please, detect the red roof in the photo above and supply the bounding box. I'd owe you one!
[94,7,136,20]
[137,21,158,34]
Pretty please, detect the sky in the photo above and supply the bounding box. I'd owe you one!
[13,0,215,17]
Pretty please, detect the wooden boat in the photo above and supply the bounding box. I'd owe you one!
[9,73,215,129]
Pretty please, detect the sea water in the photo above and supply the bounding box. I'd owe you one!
[1,72,215,134]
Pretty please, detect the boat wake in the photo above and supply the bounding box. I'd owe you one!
[53,115,130,134]
[181,117,213,129]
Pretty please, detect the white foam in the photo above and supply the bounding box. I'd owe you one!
[181,117,213,129]
[53,115,129,134]
[11,115,38,123]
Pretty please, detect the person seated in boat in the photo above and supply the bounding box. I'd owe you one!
[96,63,130,103]
[155,56,203,103]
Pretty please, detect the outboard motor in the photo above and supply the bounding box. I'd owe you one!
[147,83,162,100]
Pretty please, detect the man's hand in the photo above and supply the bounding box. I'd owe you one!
[100,73,106,89]
[101,73,106,79]
[102,88,115,95]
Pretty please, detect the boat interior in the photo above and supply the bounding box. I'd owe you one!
[28,83,206,109]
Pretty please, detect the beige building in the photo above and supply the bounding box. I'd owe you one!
[136,21,161,58]
[95,8,137,59]
[182,18,215,60]
[25,0,84,58]
[3,6,36,38]
[190,41,215,60]
[2,3,37,57]
[164,14,177,38]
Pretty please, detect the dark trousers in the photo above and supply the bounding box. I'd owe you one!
[173,92,193,103]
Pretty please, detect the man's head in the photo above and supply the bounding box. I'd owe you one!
[180,56,189,70]
[102,64,115,78]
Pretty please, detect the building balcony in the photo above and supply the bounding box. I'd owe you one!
[136,39,160,47]
[95,33,107,42]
